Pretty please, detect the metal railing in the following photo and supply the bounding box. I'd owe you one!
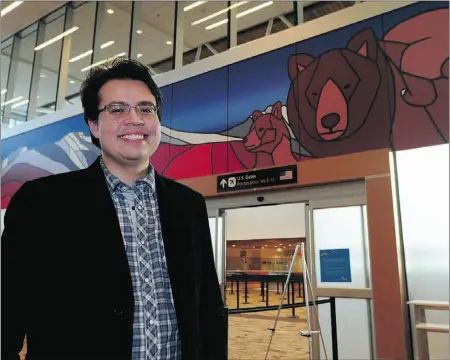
[408,300,450,360]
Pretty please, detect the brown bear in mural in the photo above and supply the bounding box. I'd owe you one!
[379,8,449,150]
[286,28,396,158]
[287,8,449,158]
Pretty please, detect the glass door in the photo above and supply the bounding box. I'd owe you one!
[307,198,375,360]
[207,208,227,302]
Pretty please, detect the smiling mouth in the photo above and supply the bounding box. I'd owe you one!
[119,134,148,141]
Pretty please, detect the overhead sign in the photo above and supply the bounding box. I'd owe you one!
[319,249,352,283]
[217,164,297,193]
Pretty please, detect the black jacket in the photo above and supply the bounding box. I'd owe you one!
[1,157,227,360]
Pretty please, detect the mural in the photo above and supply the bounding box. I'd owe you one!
[1,2,449,210]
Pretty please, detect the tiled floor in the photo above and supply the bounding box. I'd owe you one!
[228,308,310,360]
[227,286,310,360]
[18,287,311,360]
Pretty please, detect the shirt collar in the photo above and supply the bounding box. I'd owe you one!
[100,157,156,193]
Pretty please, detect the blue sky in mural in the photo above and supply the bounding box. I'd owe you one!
[2,1,447,159]
[2,114,87,159]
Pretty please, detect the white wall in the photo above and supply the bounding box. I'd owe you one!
[225,203,306,240]
[396,144,449,359]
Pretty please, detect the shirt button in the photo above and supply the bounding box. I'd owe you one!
[145,278,149,283]
[149,319,155,326]
[137,205,143,211]
[141,241,145,245]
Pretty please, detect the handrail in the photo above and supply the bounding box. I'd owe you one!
[408,300,450,360]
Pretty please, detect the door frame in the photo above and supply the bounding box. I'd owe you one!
[208,182,375,359]
[180,149,411,360]
[306,198,375,359]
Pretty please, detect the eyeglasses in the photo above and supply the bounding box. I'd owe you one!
[98,102,158,120]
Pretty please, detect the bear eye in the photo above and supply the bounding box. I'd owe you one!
[344,84,351,89]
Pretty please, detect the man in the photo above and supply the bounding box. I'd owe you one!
[2,58,227,360]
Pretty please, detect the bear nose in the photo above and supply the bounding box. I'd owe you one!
[321,113,340,130]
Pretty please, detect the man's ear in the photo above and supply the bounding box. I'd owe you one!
[87,119,99,139]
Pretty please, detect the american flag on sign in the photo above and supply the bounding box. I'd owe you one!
[279,170,293,180]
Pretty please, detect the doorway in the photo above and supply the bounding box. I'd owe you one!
[207,181,376,360]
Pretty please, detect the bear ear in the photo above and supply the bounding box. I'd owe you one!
[357,43,367,57]
[347,28,378,61]
[271,101,283,119]
[251,110,263,121]
[288,54,315,80]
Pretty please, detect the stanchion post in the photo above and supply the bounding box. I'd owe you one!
[243,280,249,304]
[290,282,297,318]
[330,297,338,360]
[236,281,240,309]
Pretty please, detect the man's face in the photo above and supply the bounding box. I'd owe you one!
[88,79,161,166]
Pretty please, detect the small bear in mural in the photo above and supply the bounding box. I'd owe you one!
[153,101,301,179]
[232,100,298,169]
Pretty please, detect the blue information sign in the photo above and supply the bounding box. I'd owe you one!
[319,249,352,283]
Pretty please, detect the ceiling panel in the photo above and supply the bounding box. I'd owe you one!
[1,1,68,41]
[2,1,354,120]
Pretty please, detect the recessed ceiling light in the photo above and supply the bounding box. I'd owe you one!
[1,1,24,17]
[107,9,114,14]
[166,40,172,45]
[137,53,143,58]
[183,1,205,12]
[136,29,143,35]
[40,74,46,78]
[100,40,114,49]
[70,80,75,84]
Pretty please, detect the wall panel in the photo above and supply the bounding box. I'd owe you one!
[162,67,229,179]
[150,84,172,174]
[227,44,296,172]
[396,144,449,359]
[1,1,448,212]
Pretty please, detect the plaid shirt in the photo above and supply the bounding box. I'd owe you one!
[101,159,181,360]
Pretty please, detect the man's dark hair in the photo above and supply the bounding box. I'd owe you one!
[80,57,163,148]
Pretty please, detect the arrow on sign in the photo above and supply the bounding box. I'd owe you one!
[220,179,227,188]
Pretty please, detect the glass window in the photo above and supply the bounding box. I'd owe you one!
[209,215,225,285]
[134,2,175,74]
[64,2,97,106]
[91,1,132,65]
[1,43,12,122]
[235,1,295,45]
[8,31,37,125]
[313,205,371,289]
[182,1,229,65]
[34,10,66,117]
[318,298,374,359]
[1,28,37,127]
